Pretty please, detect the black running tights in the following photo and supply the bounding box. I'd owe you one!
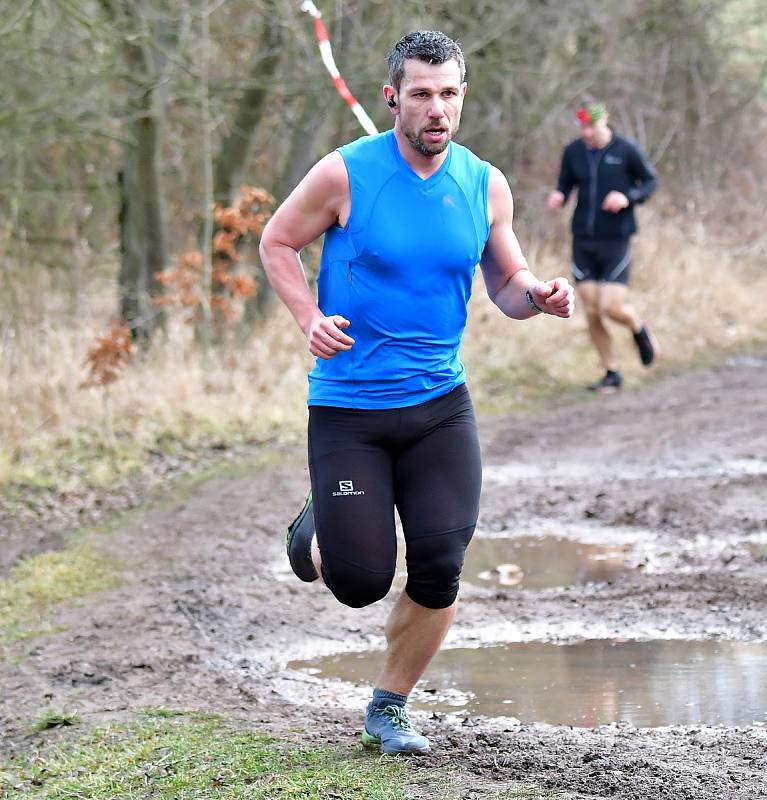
[308,384,482,610]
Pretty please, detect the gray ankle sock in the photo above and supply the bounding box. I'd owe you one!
[371,688,407,708]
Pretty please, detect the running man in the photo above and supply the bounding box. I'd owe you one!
[547,98,659,392]
[260,31,574,755]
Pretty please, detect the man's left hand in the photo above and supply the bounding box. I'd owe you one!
[531,278,575,318]
[601,191,629,213]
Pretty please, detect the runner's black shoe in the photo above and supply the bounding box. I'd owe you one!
[633,324,658,366]
[587,370,623,393]
[286,493,318,582]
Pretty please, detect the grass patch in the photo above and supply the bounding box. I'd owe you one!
[141,707,190,719]
[0,714,572,800]
[0,545,120,650]
[29,711,81,733]
[0,418,299,504]
[169,447,295,498]
[2,715,413,799]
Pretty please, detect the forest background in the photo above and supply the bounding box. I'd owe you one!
[2,0,766,499]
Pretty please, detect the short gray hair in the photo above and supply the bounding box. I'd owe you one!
[387,31,466,92]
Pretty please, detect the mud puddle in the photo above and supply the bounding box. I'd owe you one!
[463,535,632,589]
[482,456,767,485]
[271,530,636,589]
[291,639,767,728]
[272,524,766,588]
[394,534,632,591]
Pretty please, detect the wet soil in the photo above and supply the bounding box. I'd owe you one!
[2,354,766,799]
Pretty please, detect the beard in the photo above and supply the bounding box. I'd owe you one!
[405,130,450,156]
[402,117,459,157]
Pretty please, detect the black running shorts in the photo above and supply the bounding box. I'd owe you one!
[307,384,482,610]
[571,238,632,285]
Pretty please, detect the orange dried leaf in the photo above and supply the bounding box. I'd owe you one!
[180,290,202,307]
[180,250,203,270]
[215,206,249,236]
[213,231,237,258]
[229,274,257,298]
[81,322,135,389]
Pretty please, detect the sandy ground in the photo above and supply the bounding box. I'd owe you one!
[2,353,766,799]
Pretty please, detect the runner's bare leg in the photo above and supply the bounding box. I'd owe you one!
[311,542,456,695]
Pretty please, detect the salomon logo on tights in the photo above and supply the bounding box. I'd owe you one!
[332,480,365,497]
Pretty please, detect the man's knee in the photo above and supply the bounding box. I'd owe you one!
[405,575,459,609]
[322,558,394,608]
[584,305,602,322]
[602,303,627,322]
[579,292,601,321]
[405,525,474,609]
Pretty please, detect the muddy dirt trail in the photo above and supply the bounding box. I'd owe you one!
[2,354,766,799]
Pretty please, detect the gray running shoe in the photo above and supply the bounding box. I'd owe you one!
[286,493,318,582]
[362,702,431,755]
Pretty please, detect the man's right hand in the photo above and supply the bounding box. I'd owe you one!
[546,190,565,210]
[305,314,355,360]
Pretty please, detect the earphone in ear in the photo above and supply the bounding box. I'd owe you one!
[386,97,397,108]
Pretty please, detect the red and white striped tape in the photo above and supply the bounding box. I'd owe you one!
[300,0,378,136]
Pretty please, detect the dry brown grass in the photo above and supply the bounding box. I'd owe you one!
[0,270,311,486]
[2,204,765,488]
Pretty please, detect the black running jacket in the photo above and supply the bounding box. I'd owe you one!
[556,132,658,240]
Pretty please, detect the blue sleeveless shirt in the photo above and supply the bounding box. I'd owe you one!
[307,129,491,409]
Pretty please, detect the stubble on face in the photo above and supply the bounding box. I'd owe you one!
[402,114,456,156]
[406,129,447,156]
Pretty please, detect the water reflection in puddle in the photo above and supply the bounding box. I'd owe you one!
[394,535,632,590]
[463,536,632,589]
[291,640,767,728]
[483,457,767,484]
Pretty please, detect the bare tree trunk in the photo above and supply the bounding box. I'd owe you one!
[137,109,169,333]
[212,3,283,206]
[102,0,169,342]
[199,0,215,350]
[117,168,145,336]
[208,2,284,327]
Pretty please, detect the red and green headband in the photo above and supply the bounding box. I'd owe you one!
[576,103,607,124]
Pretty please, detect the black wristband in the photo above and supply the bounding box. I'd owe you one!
[525,288,544,314]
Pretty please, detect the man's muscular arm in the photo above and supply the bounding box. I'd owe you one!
[259,152,355,359]
[480,167,574,320]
